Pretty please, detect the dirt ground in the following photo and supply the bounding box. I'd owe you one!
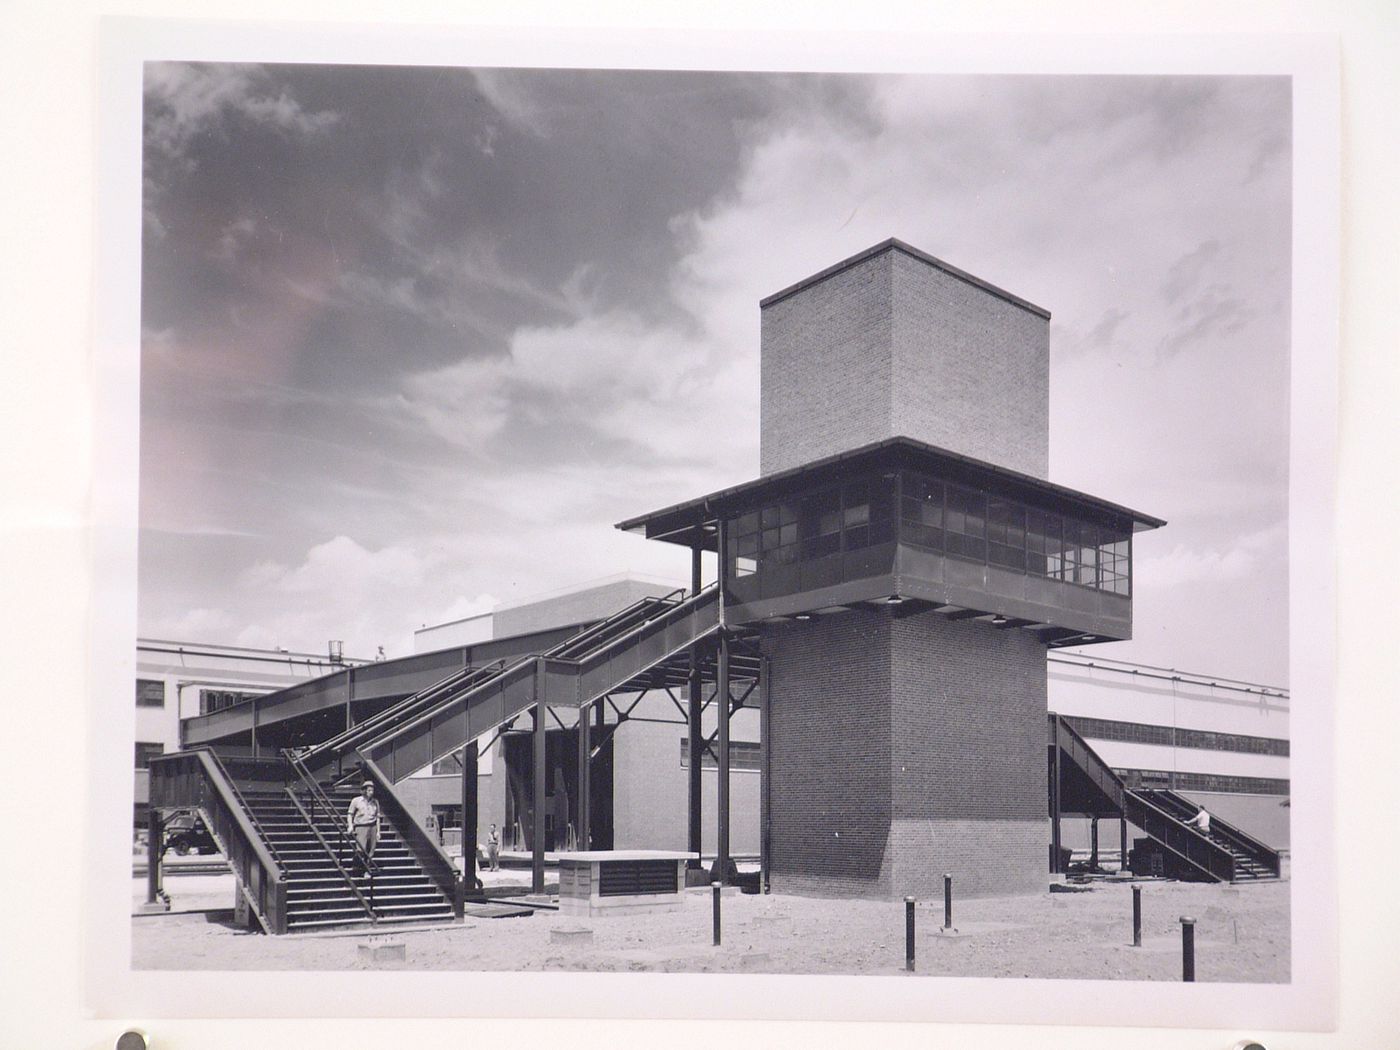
[132,873,1289,982]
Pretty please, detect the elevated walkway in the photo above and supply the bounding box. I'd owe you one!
[1049,714,1281,882]
[148,586,734,933]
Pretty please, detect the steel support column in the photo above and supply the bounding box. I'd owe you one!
[1050,717,1063,874]
[576,705,590,850]
[461,739,479,900]
[713,515,731,884]
[250,697,260,759]
[532,659,547,895]
[759,654,771,893]
[687,544,703,868]
[1120,814,1128,871]
[1090,815,1100,870]
[146,807,163,905]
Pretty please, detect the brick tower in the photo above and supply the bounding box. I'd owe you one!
[619,238,1162,899]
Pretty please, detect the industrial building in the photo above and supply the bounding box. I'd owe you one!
[142,239,1286,932]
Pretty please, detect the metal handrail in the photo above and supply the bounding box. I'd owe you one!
[573,585,718,669]
[284,750,379,882]
[283,785,377,922]
[296,660,506,769]
[1144,789,1281,875]
[1052,715,1235,881]
[148,749,288,933]
[547,591,687,659]
[205,749,287,875]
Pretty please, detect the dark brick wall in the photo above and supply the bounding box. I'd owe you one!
[764,609,893,894]
[763,607,1048,898]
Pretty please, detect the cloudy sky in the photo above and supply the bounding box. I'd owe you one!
[139,65,1291,685]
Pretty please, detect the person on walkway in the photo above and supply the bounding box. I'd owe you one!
[346,780,381,875]
[487,823,500,872]
[1189,806,1211,835]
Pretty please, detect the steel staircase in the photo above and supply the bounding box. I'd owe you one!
[242,789,457,932]
[152,586,725,933]
[1049,713,1280,883]
[1135,787,1280,880]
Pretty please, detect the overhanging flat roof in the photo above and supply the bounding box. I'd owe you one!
[616,436,1166,551]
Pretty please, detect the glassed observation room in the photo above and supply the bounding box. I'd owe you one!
[618,436,1165,646]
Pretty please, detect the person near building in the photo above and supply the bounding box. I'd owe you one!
[487,823,501,872]
[1189,806,1211,835]
[346,780,381,875]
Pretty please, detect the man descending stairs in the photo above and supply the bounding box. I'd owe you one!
[241,788,457,933]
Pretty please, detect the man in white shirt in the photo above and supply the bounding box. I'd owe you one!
[346,780,381,874]
[1189,806,1211,835]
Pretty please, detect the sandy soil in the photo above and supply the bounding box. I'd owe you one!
[132,874,1288,982]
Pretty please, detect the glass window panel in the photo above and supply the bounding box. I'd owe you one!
[136,679,165,707]
[779,523,798,546]
[761,506,782,529]
[802,533,841,560]
[735,512,759,536]
[736,534,758,557]
[735,556,757,577]
[844,502,870,527]
[761,527,781,552]
[800,489,842,538]
[845,524,871,551]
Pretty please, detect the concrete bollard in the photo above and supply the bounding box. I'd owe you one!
[1180,916,1196,982]
[1132,885,1142,947]
[905,896,916,972]
[711,881,722,946]
[942,873,953,931]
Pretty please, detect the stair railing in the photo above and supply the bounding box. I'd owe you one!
[1052,715,1237,882]
[357,756,464,919]
[148,749,289,934]
[283,784,378,922]
[283,750,380,917]
[1151,790,1281,877]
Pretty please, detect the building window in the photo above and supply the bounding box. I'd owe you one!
[199,688,262,715]
[136,679,165,708]
[729,478,894,579]
[431,749,465,776]
[134,742,165,769]
[1115,767,1289,796]
[1066,715,1289,757]
[900,470,1132,596]
[679,739,761,772]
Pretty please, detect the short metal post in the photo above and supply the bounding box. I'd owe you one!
[711,881,722,946]
[942,873,953,930]
[1132,885,1142,947]
[1181,916,1196,981]
[905,896,916,971]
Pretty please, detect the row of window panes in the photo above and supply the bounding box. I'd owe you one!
[136,679,165,707]
[678,739,762,771]
[1068,716,1290,757]
[199,688,263,715]
[730,478,895,577]
[902,473,1131,595]
[1115,767,1290,796]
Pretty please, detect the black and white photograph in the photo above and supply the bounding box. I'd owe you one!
[32,11,1365,1041]
[129,57,1302,978]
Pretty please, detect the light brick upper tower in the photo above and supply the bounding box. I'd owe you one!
[760,239,1050,478]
